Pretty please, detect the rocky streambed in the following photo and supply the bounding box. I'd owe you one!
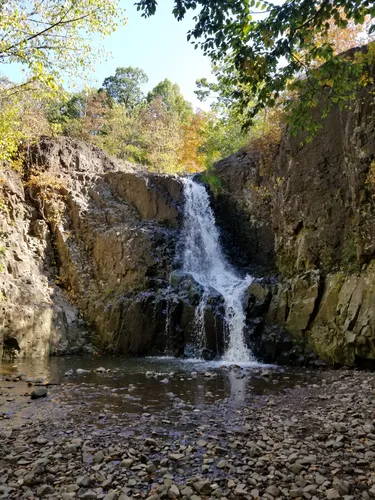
[1,358,375,499]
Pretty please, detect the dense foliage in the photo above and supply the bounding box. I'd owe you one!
[0,0,126,168]
[137,0,375,131]
[46,70,249,173]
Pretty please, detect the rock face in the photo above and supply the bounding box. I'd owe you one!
[245,265,375,366]
[166,271,226,358]
[212,151,276,270]
[0,167,88,358]
[0,137,183,357]
[213,46,375,365]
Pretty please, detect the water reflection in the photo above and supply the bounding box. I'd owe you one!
[227,370,247,404]
[0,355,314,423]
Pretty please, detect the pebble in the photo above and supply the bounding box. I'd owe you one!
[30,387,47,399]
[1,368,375,500]
[194,481,212,495]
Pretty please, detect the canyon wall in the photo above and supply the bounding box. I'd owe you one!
[213,67,375,366]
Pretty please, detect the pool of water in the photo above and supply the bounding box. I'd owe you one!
[0,355,319,423]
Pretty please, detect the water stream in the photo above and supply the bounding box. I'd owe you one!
[181,178,255,363]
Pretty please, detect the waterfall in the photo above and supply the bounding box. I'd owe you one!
[181,177,255,363]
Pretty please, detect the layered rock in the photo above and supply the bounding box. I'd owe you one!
[245,265,375,366]
[1,137,183,357]
[212,45,375,365]
[0,167,88,358]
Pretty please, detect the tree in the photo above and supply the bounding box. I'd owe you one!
[200,113,249,169]
[0,80,53,164]
[136,0,375,126]
[98,104,148,164]
[102,67,148,109]
[47,90,111,141]
[138,97,184,173]
[309,8,374,61]
[179,112,206,172]
[147,79,193,123]
[0,1,125,93]
[0,0,125,165]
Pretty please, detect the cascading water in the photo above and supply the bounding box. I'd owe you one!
[181,177,255,363]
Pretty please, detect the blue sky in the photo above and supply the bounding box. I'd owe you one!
[3,0,213,110]
[93,0,213,109]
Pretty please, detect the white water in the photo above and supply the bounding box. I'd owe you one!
[182,178,255,363]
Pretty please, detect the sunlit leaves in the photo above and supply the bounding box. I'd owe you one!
[137,0,375,128]
[102,67,148,109]
[0,0,126,91]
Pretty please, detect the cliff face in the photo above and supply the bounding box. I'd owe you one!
[0,167,88,358]
[0,137,183,358]
[213,66,375,366]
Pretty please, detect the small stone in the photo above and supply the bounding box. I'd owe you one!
[217,459,227,468]
[326,489,340,499]
[77,476,91,488]
[194,481,212,495]
[94,451,104,463]
[266,485,280,497]
[95,367,106,373]
[289,463,304,474]
[180,487,194,496]
[23,473,36,486]
[79,490,97,499]
[145,438,157,446]
[120,459,133,468]
[289,489,304,498]
[333,479,350,496]
[146,463,157,473]
[234,484,247,496]
[103,492,118,500]
[168,485,180,498]
[31,387,47,399]
[37,485,55,496]
[169,453,185,460]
